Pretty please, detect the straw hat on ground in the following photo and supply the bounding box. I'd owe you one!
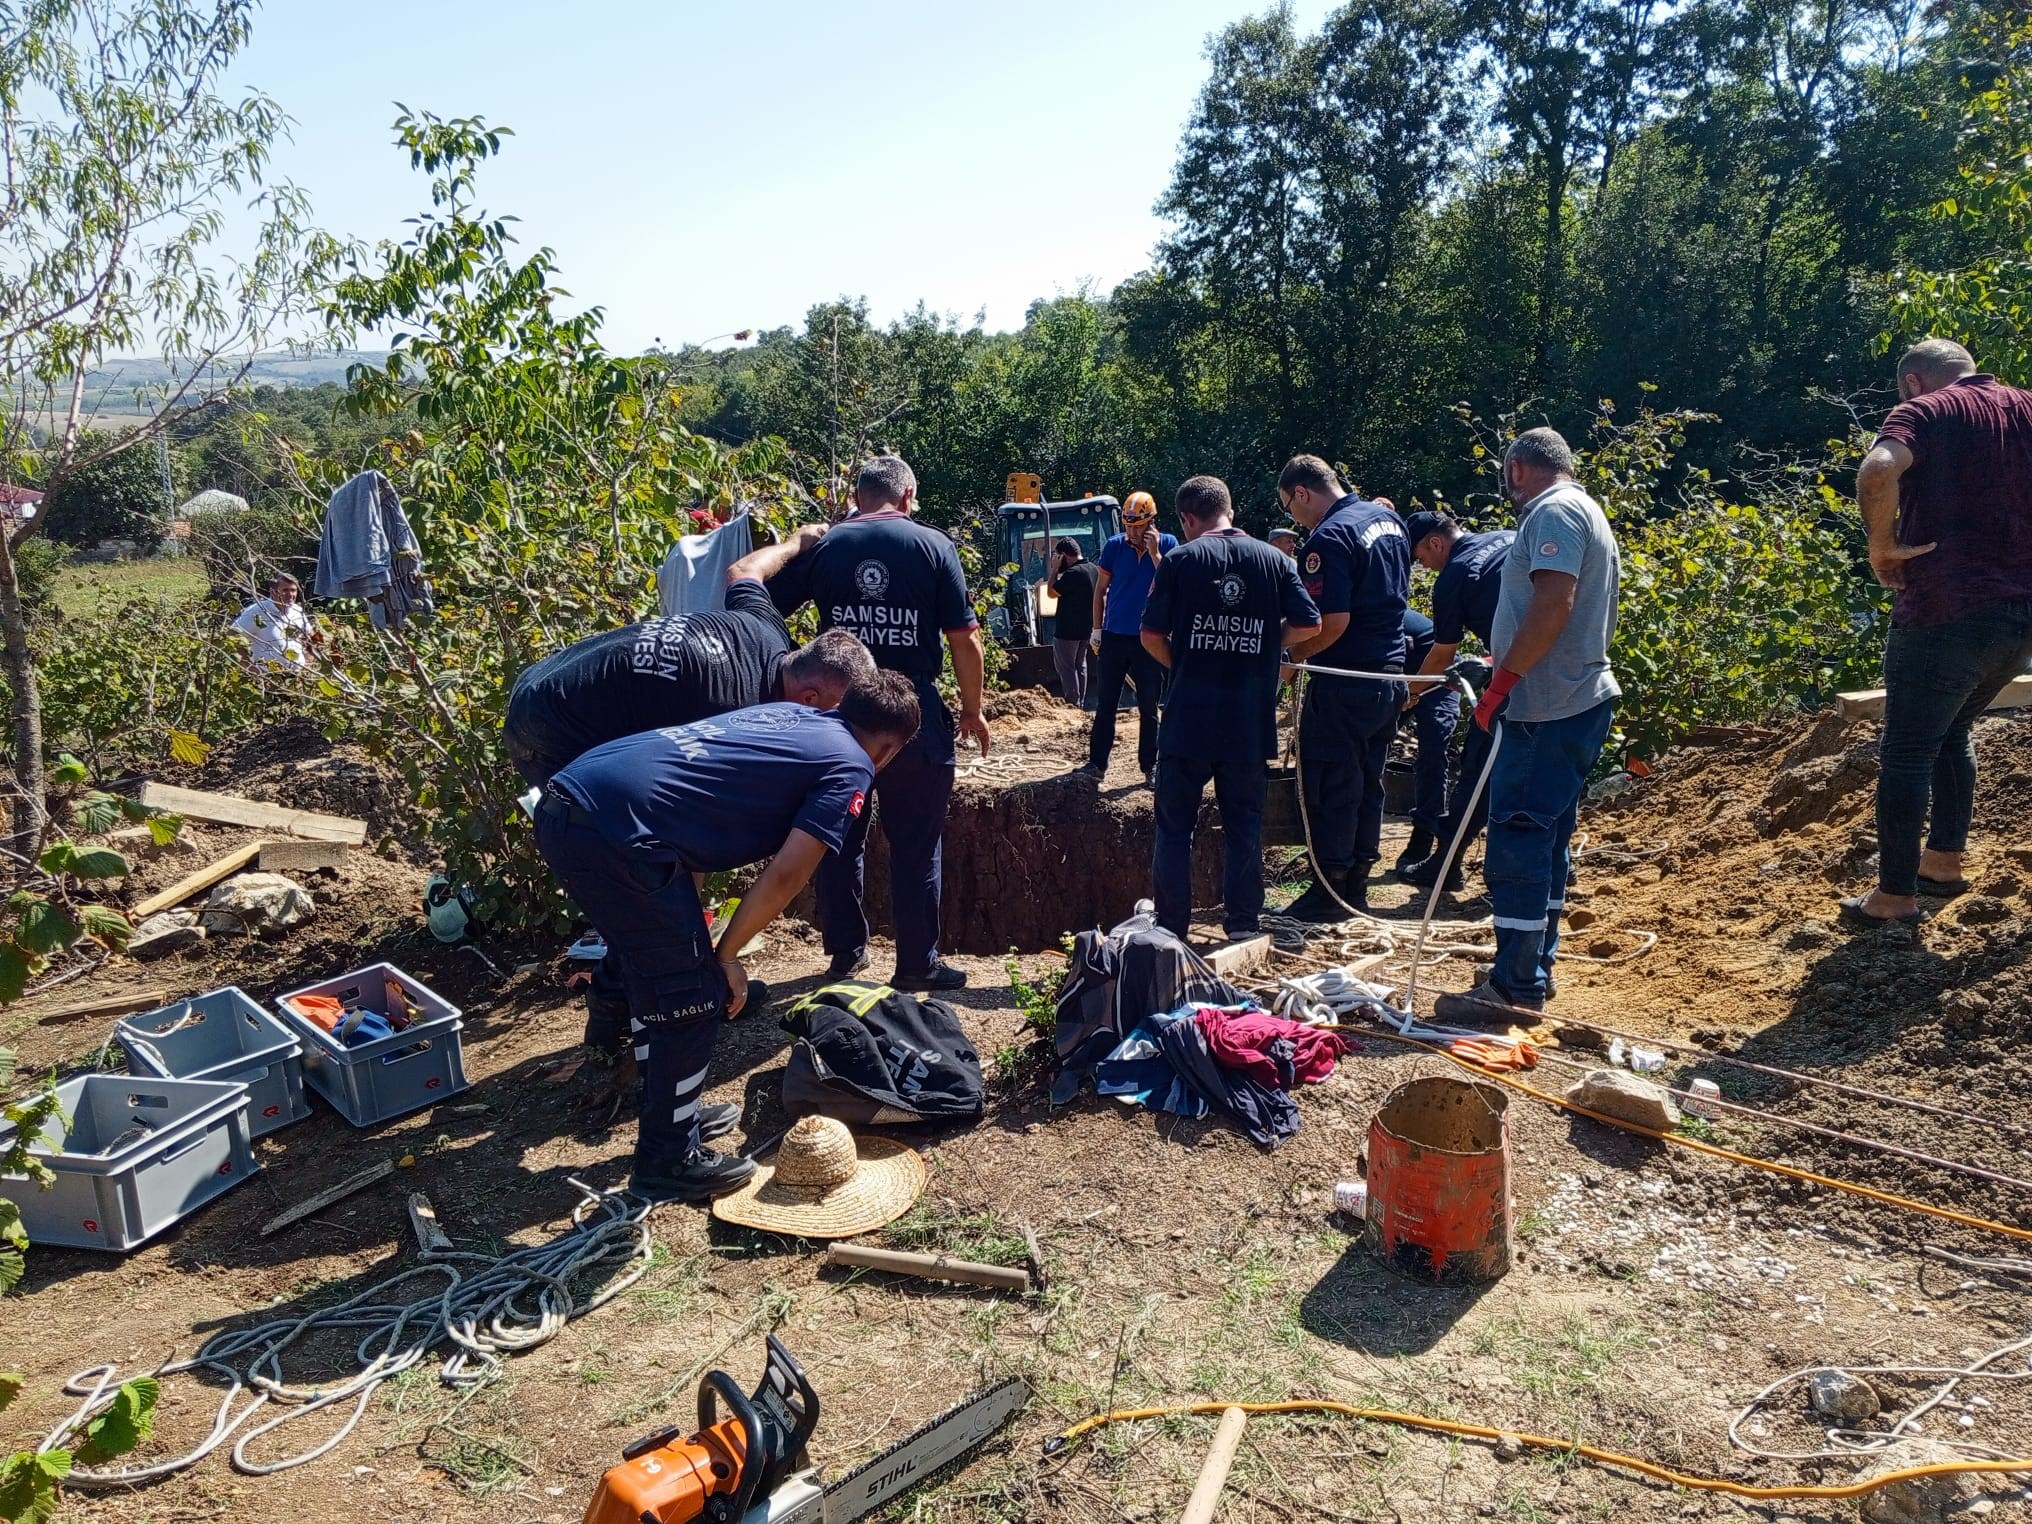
[711,1115,926,1238]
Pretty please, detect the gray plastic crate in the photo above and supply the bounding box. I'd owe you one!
[0,1075,257,1251]
[272,962,468,1126]
[116,987,309,1136]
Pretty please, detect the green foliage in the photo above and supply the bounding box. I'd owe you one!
[7,543,71,613]
[307,112,814,931]
[0,1375,157,1524]
[1562,401,1884,757]
[1893,9,2032,381]
[186,504,321,595]
[41,434,182,547]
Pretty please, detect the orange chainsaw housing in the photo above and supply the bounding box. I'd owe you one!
[583,1414,749,1524]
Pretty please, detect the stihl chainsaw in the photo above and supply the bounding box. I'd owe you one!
[585,1335,1027,1524]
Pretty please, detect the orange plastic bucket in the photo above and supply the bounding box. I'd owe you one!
[1363,1075,1512,1283]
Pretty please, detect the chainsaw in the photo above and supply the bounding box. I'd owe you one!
[585,1335,1027,1524]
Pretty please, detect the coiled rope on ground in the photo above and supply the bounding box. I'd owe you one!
[41,1181,654,1484]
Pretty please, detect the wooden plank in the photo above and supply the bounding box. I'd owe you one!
[128,841,264,920]
[1839,673,2032,724]
[136,782,367,845]
[257,839,348,874]
[38,988,168,1026]
[407,1191,453,1254]
[259,1160,396,1237]
[1205,934,1273,980]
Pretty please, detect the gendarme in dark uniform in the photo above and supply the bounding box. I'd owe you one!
[1141,477,1320,939]
[767,456,985,991]
[1278,455,1410,920]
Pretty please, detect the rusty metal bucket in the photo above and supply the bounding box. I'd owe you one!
[1364,1074,1512,1284]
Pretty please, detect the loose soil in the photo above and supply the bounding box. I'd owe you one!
[6,699,2032,1524]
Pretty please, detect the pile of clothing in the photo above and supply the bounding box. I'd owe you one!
[1053,904,1352,1148]
[1095,1004,1348,1148]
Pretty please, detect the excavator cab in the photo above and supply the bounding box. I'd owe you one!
[990,492,1122,650]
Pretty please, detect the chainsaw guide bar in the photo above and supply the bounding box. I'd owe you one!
[819,1376,1029,1522]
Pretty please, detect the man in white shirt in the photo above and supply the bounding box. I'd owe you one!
[230,574,317,669]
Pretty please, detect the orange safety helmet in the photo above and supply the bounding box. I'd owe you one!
[1122,491,1157,525]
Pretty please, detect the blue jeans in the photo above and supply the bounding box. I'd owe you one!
[816,715,955,975]
[1152,752,1267,938]
[1484,699,1617,1002]
[533,800,725,1169]
[1300,674,1405,875]
[1878,600,2032,896]
[1089,631,1164,773]
[1409,687,1463,837]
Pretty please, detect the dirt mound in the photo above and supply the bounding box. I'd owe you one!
[193,715,416,853]
[1569,705,2032,1239]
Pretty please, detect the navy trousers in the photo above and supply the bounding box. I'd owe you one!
[1485,700,1617,1001]
[1089,631,1165,773]
[1409,686,1463,837]
[1151,752,1267,939]
[816,720,954,976]
[533,800,725,1170]
[509,733,634,1055]
[1300,674,1404,876]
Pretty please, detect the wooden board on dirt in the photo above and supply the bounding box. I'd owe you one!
[1206,935,1273,980]
[257,839,349,874]
[128,841,265,920]
[37,988,168,1026]
[1838,673,2032,723]
[259,1160,396,1237]
[136,781,368,845]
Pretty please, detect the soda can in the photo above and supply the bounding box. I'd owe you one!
[1685,1077,1723,1119]
[1333,1180,1368,1218]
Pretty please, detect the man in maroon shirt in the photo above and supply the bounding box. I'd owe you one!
[1843,338,2032,927]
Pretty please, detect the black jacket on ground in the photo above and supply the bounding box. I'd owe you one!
[780,980,984,1126]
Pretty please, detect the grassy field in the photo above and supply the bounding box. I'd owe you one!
[48,555,209,616]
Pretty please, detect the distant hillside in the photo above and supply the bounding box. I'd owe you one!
[81,350,390,403]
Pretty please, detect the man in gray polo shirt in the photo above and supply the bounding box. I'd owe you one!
[1436,427,1621,1022]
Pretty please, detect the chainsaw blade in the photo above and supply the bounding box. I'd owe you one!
[820,1376,1027,1523]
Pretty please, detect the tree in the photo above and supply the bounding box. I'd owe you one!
[0,0,334,869]
[41,431,185,546]
[1893,6,2032,380]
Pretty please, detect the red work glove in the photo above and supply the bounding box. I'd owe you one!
[1474,667,1522,731]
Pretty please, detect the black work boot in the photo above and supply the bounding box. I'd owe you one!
[1284,877,1355,923]
[894,959,967,992]
[1398,853,1466,893]
[825,948,870,981]
[1394,829,1435,874]
[630,1147,758,1204]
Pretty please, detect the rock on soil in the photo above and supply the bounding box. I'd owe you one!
[199,872,313,935]
[1564,1068,1682,1130]
[128,908,206,959]
[1809,1367,1881,1421]
[1856,1438,1984,1524]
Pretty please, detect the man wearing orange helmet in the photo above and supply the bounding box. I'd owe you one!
[1084,490,1177,782]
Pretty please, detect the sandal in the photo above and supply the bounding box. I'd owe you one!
[1838,896,1929,929]
[1916,875,1971,898]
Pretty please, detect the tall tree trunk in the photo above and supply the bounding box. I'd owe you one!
[0,522,47,874]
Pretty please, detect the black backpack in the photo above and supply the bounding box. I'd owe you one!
[780,980,984,1126]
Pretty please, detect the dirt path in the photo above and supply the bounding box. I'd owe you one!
[6,703,2032,1523]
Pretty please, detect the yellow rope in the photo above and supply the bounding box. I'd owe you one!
[1052,1401,2032,1500]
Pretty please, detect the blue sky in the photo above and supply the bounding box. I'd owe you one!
[235,0,1332,353]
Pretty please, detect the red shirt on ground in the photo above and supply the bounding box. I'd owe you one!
[1874,374,2032,627]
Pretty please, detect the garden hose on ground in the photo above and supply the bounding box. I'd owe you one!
[1046,1400,2032,1501]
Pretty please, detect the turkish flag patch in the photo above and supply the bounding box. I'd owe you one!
[849,790,866,818]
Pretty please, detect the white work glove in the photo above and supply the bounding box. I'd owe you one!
[1089,629,1102,653]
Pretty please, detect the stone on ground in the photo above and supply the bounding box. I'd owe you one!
[1856,1438,1984,1523]
[1564,1068,1682,1130]
[1809,1368,1881,1421]
[128,908,206,959]
[199,872,314,935]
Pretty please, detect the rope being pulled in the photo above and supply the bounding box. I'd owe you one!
[42,1181,653,1484]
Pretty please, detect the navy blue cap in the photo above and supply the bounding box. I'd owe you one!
[1402,510,1453,545]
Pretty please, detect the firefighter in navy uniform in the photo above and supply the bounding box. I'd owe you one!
[766,455,990,991]
[1140,476,1320,939]
[1277,454,1411,920]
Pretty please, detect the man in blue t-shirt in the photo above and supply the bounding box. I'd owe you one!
[1278,454,1410,920]
[536,674,922,1202]
[766,455,989,992]
[505,525,876,1063]
[1141,476,1320,938]
[1085,490,1178,781]
[1396,511,1518,891]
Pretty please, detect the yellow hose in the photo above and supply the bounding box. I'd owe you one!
[1050,1401,2032,1499]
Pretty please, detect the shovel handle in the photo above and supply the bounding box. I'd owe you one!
[1179,1406,1247,1524]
